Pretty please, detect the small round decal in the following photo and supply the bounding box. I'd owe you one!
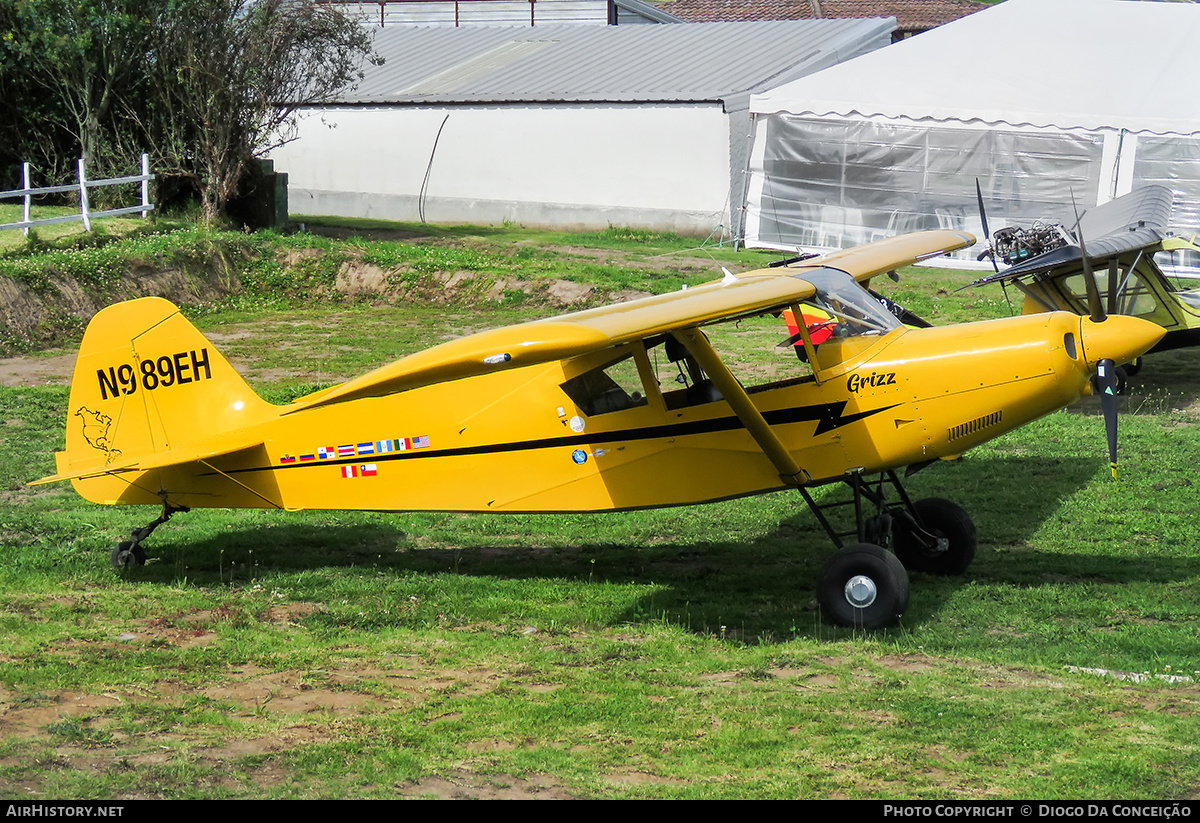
[569,415,586,433]
[571,449,588,464]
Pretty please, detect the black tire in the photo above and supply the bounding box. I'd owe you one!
[816,543,910,629]
[893,497,976,575]
[1124,357,1142,378]
[110,541,146,570]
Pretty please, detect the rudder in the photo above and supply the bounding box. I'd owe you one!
[55,297,275,497]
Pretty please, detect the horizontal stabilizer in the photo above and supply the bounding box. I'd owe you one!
[31,433,266,486]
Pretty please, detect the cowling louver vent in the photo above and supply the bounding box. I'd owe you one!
[949,411,1002,441]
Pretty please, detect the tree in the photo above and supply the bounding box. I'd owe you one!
[146,0,375,222]
[2,0,374,219]
[3,0,153,177]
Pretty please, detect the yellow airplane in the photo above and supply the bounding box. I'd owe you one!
[31,230,1163,628]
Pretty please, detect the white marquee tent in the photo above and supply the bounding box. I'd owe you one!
[743,0,1200,264]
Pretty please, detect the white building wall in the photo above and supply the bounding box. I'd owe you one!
[272,104,732,233]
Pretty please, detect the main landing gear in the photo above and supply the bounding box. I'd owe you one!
[798,470,978,629]
[110,502,189,570]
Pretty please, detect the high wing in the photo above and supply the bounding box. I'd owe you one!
[289,229,974,412]
[795,229,975,280]
[968,186,1174,287]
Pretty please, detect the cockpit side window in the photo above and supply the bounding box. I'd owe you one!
[1155,247,1200,291]
[643,334,724,409]
[560,352,649,416]
[1061,266,1158,318]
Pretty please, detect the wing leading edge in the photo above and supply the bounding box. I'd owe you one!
[287,229,976,413]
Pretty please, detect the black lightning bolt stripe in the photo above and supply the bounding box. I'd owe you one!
[226,400,897,477]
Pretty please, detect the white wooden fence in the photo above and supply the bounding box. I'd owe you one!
[0,154,155,235]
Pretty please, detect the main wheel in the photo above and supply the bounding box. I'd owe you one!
[893,497,976,575]
[817,543,910,629]
[110,541,146,570]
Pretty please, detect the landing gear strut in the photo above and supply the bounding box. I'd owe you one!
[798,469,976,628]
[110,502,189,570]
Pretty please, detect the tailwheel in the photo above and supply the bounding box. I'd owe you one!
[110,540,147,570]
[107,502,189,572]
[817,543,910,629]
[893,497,976,575]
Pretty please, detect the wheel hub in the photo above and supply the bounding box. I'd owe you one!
[843,574,878,609]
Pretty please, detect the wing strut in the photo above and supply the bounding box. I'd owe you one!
[672,328,811,487]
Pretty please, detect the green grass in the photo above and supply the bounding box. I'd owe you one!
[0,218,1198,799]
[0,202,159,250]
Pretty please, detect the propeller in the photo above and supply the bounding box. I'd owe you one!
[1107,258,1120,316]
[1071,193,1126,478]
[1071,192,1107,324]
[975,179,999,273]
[1095,358,1121,480]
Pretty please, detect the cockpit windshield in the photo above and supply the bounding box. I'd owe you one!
[796,268,904,337]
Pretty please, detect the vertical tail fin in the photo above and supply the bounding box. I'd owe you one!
[47,297,275,491]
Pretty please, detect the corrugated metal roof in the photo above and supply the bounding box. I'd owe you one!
[336,18,895,105]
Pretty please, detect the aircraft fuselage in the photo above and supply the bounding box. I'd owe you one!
[68,311,1153,514]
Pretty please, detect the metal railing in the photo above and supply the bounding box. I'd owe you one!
[319,0,559,28]
[0,154,155,235]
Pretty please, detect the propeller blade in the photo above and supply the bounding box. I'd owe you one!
[1096,358,1120,479]
[1079,232,1107,323]
[1071,192,1106,323]
[976,179,991,240]
[976,179,998,273]
[1107,258,1119,316]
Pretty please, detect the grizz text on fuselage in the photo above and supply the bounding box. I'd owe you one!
[846,371,897,393]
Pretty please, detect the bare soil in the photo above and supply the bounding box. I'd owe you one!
[0,353,75,387]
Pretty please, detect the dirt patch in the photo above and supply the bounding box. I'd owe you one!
[335,260,393,295]
[548,280,593,305]
[0,353,75,386]
[400,769,577,799]
[527,242,724,277]
[198,664,381,714]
